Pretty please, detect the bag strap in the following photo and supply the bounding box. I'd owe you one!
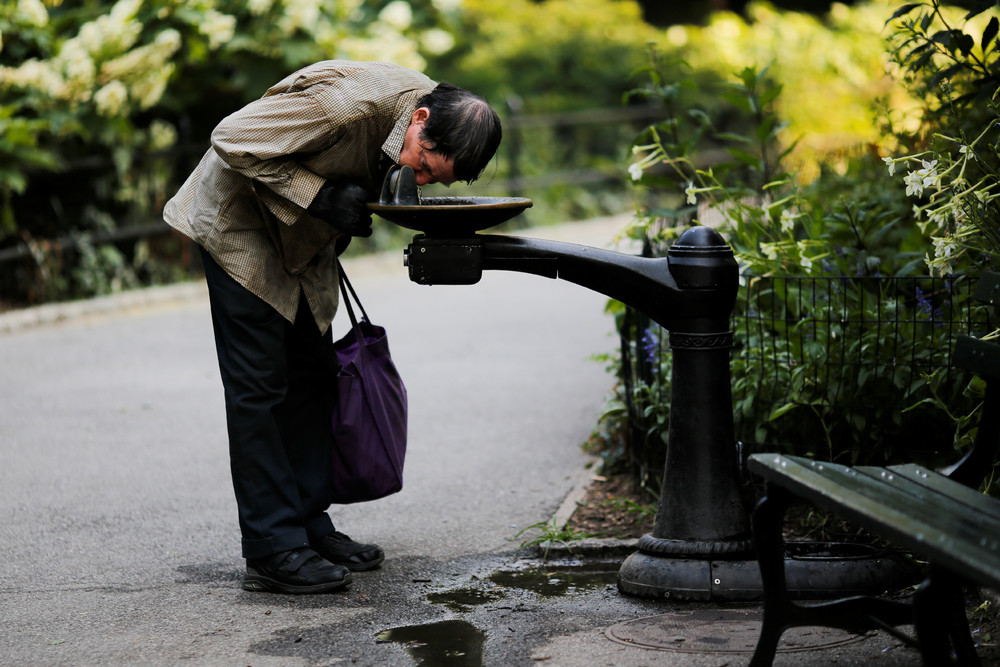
[336,260,372,347]
[337,260,370,322]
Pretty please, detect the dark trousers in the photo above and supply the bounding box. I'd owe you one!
[200,248,336,558]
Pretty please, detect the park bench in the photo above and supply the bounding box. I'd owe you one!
[746,270,1000,666]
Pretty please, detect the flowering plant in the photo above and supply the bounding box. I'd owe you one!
[880,0,1000,277]
[611,5,999,476]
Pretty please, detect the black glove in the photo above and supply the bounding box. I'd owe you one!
[307,180,374,237]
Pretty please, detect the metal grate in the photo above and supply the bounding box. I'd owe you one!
[733,275,991,465]
[618,274,994,476]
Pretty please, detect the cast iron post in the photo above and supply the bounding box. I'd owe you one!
[617,226,753,599]
[406,225,758,598]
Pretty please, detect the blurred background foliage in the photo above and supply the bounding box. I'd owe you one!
[0,0,952,307]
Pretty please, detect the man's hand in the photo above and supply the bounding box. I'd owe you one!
[307,181,374,237]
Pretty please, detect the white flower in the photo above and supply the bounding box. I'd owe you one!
[109,0,142,23]
[932,235,957,259]
[94,80,128,116]
[928,206,949,226]
[247,0,273,15]
[882,156,895,176]
[421,29,454,55]
[282,0,320,33]
[148,120,177,150]
[959,144,974,159]
[628,163,643,181]
[17,0,48,27]
[760,242,778,261]
[684,182,697,204]
[919,159,940,190]
[431,0,463,12]
[779,209,797,233]
[904,159,942,198]
[379,1,413,30]
[800,254,814,272]
[200,10,236,49]
[58,41,95,87]
[904,170,924,197]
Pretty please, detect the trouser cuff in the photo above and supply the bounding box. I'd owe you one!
[242,530,310,559]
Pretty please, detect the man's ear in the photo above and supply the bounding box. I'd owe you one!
[411,107,430,125]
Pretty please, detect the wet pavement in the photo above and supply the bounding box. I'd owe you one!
[0,216,988,666]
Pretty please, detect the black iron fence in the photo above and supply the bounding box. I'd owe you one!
[619,273,996,488]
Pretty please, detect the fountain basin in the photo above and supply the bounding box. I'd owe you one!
[369,196,532,236]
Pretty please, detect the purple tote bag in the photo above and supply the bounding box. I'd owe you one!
[329,263,407,503]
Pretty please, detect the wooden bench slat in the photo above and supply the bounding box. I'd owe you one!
[748,454,1000,589]
[754,456,1000,539]
[883,463,1000,522]
[955,335,1000,379]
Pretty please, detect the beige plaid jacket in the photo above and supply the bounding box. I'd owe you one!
[164,61,436,333]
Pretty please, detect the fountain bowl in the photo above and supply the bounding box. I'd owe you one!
[368,196,532,236]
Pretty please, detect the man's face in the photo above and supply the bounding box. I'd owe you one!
[398,107,457,186]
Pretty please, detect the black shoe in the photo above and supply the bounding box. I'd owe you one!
[311,530,384,572]
[244,547,352,594]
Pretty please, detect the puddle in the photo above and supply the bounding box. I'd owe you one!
[487,562,619,597]
[426,587,506,612]
[376,619,484,666]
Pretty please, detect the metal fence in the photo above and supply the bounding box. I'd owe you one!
[619,274,996,484]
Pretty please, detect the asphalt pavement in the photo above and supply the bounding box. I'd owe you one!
[0,216,968,666]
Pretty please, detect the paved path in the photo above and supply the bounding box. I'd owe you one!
[0,217,940,666]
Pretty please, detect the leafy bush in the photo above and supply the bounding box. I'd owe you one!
[1,0,665,305]
[604,0,999,485]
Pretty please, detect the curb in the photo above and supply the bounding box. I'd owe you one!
[0,281,208,336]
[1,214,635,338]
[528,457,642,561]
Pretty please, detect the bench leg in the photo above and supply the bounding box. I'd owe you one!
[915,565,980,666]
[749,483,794,667]
[749,483,916,667]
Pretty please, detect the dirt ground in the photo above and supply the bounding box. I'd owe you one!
[565,473,656,539]
[566,472,894,544]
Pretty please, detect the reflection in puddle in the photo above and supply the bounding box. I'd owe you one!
[376,619,484,666]
[488,562,619,597]
[426,587,506,612]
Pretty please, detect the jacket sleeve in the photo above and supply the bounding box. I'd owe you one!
[210,90,339,214]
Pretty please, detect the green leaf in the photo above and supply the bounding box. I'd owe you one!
[715,132,754,145]
[769,403,798,421]
[909,48,936,72]
[982,16,999,53]
[885,3,923,26]
[964,0,997,21]
[726,147,761,167]
[929,62,969,90]
[719,87,754,114]
[957,32,975,55]
[758,83,783,108]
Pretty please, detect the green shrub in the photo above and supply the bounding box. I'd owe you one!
[605,0,1000,483]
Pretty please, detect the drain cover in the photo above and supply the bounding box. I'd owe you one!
[605,609,870,654]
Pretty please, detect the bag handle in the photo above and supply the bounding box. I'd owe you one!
[337,260,370,322]
[336,260,372,347]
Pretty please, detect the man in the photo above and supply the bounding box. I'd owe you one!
[163,60,502,594]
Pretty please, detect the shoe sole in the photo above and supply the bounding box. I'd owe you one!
[242,570,353,594]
